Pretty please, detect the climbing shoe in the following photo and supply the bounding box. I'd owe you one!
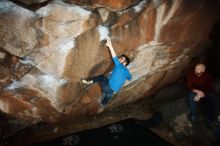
[80,78,93,88]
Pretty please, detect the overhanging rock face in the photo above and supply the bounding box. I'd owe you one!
[0,0,220,123]
[0,0,41,57]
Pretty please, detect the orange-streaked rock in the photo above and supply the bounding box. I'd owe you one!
[66,0,143,11]
[0,0,220,127]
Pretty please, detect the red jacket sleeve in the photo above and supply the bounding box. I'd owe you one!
[204,73,213,94]
[187,72,194,91]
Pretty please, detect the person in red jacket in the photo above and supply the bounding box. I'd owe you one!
[186,63,215,126]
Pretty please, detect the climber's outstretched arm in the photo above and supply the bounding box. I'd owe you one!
[106,37,116,58]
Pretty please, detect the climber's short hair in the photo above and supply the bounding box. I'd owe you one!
[119,54,130,67]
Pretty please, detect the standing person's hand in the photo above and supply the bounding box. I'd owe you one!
[197,90,205,98]
[193,89,205,98]
[194,95,201,102]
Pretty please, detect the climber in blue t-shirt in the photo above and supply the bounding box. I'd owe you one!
[81,37,132,106]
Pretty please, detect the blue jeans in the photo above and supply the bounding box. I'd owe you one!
[215,126,220,144]
[89,75,114,105]
[187,91,215,121]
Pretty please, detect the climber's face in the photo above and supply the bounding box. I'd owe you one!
[119,57,127,66]
[195,64,206,76]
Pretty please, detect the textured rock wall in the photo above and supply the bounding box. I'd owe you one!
[0,0,220,123]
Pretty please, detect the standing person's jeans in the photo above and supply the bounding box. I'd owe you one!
[215,126,220,144]
[89,75,115,105]
[187,91,215,121]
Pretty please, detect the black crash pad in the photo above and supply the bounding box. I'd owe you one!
[30,114,172,146]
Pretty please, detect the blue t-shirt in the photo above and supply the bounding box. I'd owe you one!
[109,57,132,93]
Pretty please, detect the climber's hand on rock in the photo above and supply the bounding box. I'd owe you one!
[106,37,112,48]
